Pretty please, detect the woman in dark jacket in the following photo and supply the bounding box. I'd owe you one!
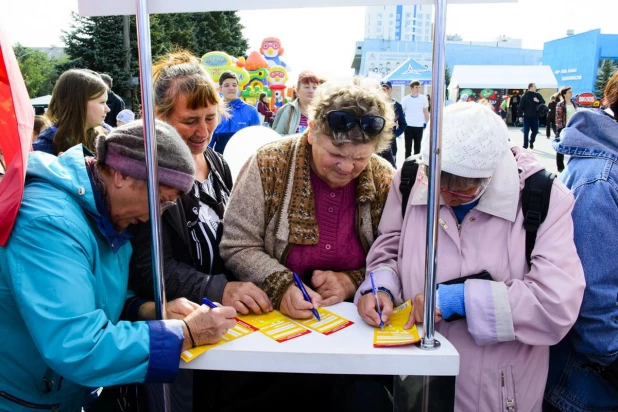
[128,51,271,412]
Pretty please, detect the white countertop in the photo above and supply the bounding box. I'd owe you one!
[180,302,459,376]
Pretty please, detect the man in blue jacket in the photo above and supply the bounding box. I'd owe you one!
[210,71,261,154]
[379,81,406,168]
[544,74,618,411]
[0,120,236,411]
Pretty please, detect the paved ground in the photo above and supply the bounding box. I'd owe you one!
[393,124,561,175]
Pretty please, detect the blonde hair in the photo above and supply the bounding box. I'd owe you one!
[152,51,225,121]
[308,78,395,153]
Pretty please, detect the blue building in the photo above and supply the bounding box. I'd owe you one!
[543,29,618,95]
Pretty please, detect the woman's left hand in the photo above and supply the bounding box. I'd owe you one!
[311,270,356,306]
[167,298,201,320]
[406,293,442,329]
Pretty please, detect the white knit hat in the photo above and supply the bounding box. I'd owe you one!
[421,102,509,178]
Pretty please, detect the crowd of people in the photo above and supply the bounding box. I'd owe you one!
[0,50,617,412]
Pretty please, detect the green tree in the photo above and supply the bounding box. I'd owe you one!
[13,44,63,98]
[594,59,617,98]
[60,11,249,104]
[445,63,451,88]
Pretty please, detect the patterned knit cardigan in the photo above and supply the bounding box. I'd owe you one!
[220,133,394,308]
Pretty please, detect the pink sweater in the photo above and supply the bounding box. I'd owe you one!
[286,170,366,284]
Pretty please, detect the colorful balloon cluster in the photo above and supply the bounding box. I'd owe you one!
[200,37,291,111]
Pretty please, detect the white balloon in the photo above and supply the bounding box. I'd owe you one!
[222,126,285,182]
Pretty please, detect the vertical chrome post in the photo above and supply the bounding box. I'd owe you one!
[135,0,171,410]
[419,0,447,350]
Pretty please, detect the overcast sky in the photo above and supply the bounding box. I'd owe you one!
[1,0,614,82]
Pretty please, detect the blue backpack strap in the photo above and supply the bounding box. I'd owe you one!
[399,158,419,218]
[521,169,555,267]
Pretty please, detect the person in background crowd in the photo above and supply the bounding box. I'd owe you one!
[128,51,270,412]
[209,71,260,154]
[100,73,125,128]
[544,70,618,412]
[401,80,429,157]
[509,90,521,126]
[33,69,110,155]
[518,82,545,150]
[32,114,50,141]
[116,109,135,126]
[555,86,577,173]
[500,95,509,122]
[272,70,321,135]
[220,78,395,411]
[379,80,406,168]
[0,120,237,411]
[257,92,274,125]
[546,95,558,139]
[357,102,585,412]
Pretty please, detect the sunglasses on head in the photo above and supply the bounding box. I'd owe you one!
[325,111,386,136]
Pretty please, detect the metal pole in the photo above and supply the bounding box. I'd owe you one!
[418,0,447,350]
[135,0,172,410]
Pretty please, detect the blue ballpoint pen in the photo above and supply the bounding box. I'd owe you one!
[370,272,385,330]
[202,297,218,309]
[292,273,321,321]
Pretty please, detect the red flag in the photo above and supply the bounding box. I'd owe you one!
[0,28,33,246]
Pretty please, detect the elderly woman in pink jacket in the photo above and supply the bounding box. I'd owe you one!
[356,102,586,411]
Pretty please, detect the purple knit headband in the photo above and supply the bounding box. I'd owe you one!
[105,147,194,193]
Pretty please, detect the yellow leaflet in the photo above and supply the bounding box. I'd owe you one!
[239,310,311,343]
[181,318,257,362]
[295,307,354,335]
[373,300,420,347]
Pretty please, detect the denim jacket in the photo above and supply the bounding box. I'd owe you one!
[545,108,618,411]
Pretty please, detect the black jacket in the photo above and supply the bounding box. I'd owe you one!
[547,101,557,121]
[518,91,546,118]
[129,147,234,304]
[104,90,125,127]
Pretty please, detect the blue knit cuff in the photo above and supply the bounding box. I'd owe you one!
[437,284,465,320]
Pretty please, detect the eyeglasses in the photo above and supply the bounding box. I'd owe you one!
[325,111,386,136]
[416,176,483,200]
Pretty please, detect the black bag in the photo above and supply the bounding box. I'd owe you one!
[399,158,555,267]
[537,103,549,117]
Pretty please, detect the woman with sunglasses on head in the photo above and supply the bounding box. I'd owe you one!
[222,78,394,319]
[356,102,585,411]
[219,79,395,411]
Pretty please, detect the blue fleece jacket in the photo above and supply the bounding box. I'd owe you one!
[0,146,184,411]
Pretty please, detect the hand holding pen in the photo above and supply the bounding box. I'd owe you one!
[279,273,322,320]
[370,272,384,330]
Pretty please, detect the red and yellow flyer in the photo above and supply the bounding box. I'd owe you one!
[373,300,420,348]
[181,318,258,362]
[295,307,354,335]
[239,311,311,343]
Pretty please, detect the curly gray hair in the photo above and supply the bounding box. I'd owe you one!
[308,78,395,153]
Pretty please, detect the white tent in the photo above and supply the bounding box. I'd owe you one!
[448,65,558,92]
[79,0,515,15]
